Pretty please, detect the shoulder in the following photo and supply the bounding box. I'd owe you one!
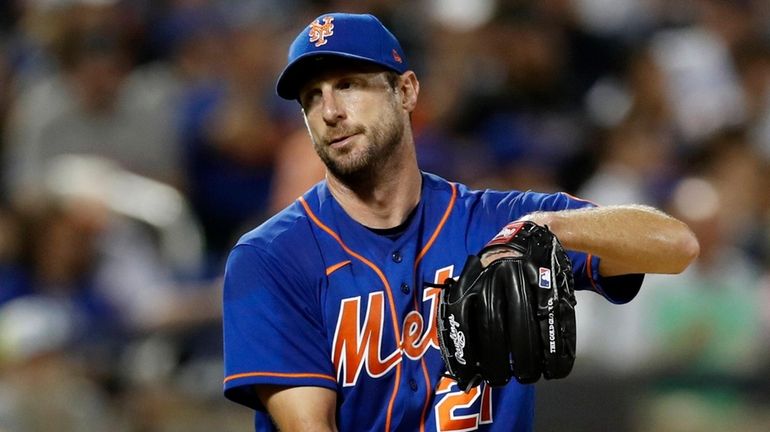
[422,171,497,202]
[229,183,331,271]
[236,181,331,247]
[421,172,595,219]
[452,182,594,213]
[422,173,522,210]
[236,200,311,251]
[224,198,326,297]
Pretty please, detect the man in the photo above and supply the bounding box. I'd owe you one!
[222,13,699,431]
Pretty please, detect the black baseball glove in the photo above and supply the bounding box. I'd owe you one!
[436,220,577,392]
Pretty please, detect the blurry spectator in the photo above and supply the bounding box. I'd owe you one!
[0,153,226,430]
[0,206,24,304]
[0,296,122,432]
[733,39,770,159]
[645,163,766,374]
[175,11,303,265]
[578,119,677,206]
[268,128,325,214]
[694,0,758,52]
[691,129,770,262]
[426,9,587,191]
[577,127,769,370]
[621,46,673,131]
[152,1,230,84]
[1,1,60,90]
[3,1,183,204]
[2,153,219,331]
[648,26,746,144]
[15,198,118,335]
[629,172,768,432]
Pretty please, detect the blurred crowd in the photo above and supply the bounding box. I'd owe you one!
[0,0,768,431]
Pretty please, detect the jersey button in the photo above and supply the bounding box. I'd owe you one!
[391,251,403,263]
[400,283,410,294]
[408,379,418,392]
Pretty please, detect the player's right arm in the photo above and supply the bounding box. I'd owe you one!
[257,385,338,431]
[223,227,339,430]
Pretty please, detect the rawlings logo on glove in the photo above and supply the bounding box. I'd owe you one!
[447,314,467,365]
[436,220,577,392]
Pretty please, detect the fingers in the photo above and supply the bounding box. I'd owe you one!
[479,246,522,267]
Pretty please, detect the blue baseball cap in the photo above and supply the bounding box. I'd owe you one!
[276,13,409,100]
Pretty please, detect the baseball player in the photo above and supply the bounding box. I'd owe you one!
[222,13,699,431]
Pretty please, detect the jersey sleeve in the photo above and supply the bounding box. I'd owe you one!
[499,191,644,304]
[222,243,336,410]
[567,251,643,304]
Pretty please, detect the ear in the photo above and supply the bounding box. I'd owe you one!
[398,71,420,113]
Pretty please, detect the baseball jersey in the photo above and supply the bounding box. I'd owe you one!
[223,172,642,431]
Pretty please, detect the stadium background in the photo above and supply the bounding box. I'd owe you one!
[0,0,768,430]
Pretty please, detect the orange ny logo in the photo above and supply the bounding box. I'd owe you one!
[309,16,334,47]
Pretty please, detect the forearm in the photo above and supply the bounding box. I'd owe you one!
[523,204,700,277]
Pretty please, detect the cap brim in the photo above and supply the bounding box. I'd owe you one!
[275,51,400,100]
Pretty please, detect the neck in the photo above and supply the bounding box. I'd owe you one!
[326,143,422,229]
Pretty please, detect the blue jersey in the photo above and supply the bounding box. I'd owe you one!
[223,172,641,431]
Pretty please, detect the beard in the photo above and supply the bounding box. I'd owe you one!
[311,100,405,186]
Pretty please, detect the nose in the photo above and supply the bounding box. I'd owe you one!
[321,88,346,125]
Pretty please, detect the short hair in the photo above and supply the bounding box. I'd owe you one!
[384,71,400,90]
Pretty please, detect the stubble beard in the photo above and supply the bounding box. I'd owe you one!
[312,103,405,187]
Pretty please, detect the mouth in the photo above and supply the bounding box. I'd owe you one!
[328,133,359,148]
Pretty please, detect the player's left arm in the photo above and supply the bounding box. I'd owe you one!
[520,204,699,277]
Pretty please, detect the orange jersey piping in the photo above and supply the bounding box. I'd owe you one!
[385,364,402,432]
[415,182,457,431]
[298,197,402,342]
[415,183,458,266]
[298,196,404,432]
[223,371,336,384]
[586,254,600,293]
[326,260,352,275]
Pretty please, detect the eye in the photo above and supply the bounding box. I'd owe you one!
[337,80,354,90]
[300,89,322,110]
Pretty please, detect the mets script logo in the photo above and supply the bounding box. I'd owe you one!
[331,266,454,386]
[309,16,334,47]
